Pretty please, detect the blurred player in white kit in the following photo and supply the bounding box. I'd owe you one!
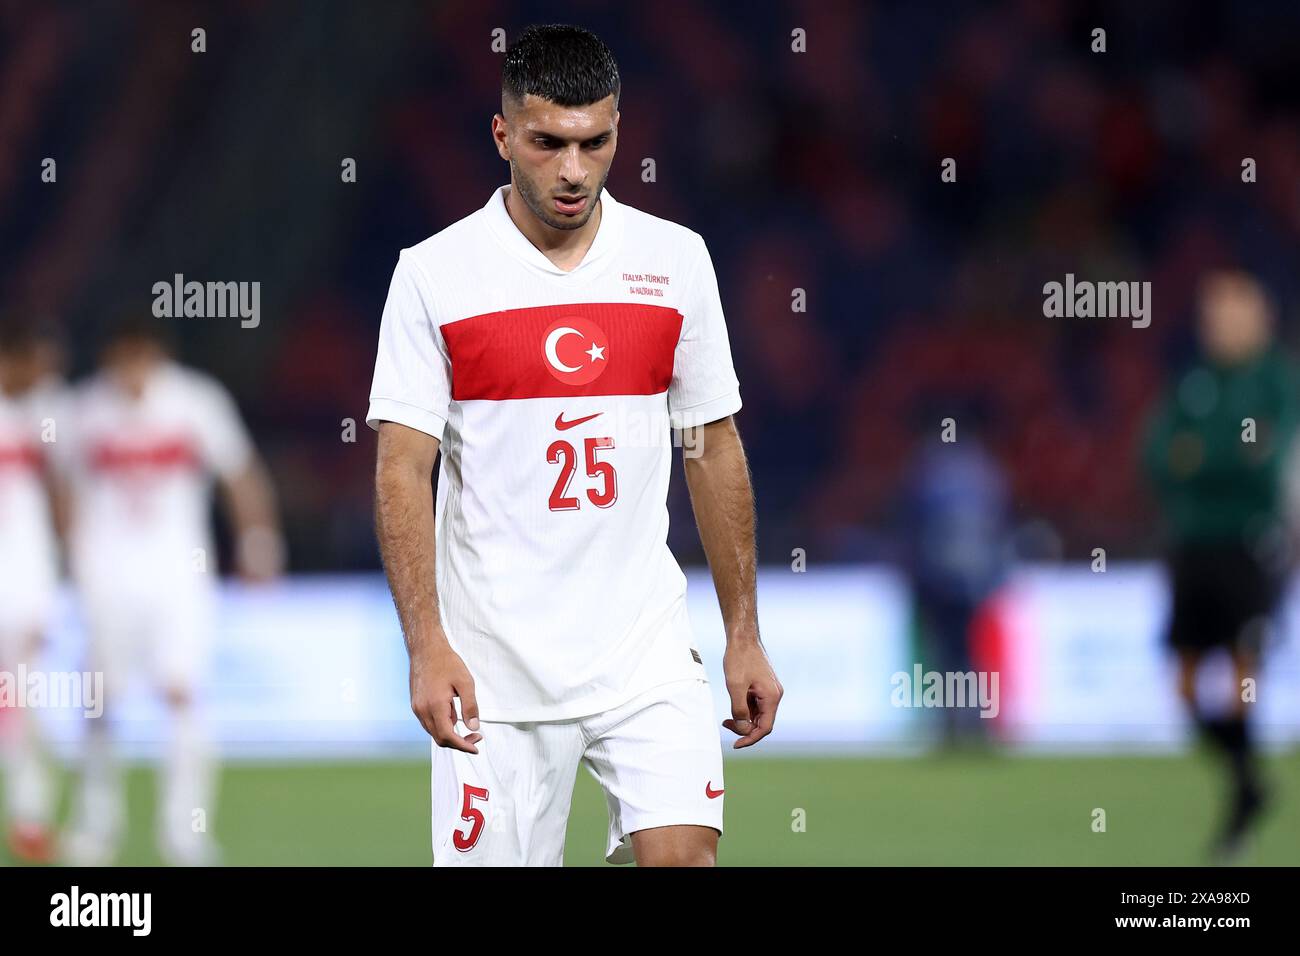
[57,315,283,865]
[0,320,66,863]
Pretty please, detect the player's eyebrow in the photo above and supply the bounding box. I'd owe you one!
[527,128,613,145]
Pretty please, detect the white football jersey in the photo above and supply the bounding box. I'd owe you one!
[368,185,742,721]
[0,380,61,632]
[59,361,253,597]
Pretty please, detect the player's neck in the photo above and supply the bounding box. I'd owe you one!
[504,185,601,272]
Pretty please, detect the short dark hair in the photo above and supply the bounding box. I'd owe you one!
[102,308,173,353]
[0,309,62,356]
[0,314,39,357]
[502,24,620,113]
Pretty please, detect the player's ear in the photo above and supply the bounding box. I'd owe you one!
[491,114,510,161]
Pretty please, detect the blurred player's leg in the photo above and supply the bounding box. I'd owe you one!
[1171,553,1272,863]
[2,714,55,844]
[1205,644,1267,860]
[62,605,132,866]
[0,321,65,861]
[153,589,220,866]
[917,591,987,748]
[63,719,125,866]
[1,630,56,862]
[157,691,218,866]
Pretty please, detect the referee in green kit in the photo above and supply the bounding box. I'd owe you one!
[1140,269,1300,862]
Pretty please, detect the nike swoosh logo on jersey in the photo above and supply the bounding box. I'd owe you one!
[705,782,724,799]
[555,411,603,430]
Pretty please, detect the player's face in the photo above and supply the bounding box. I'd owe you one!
[495,93,618,231]
[1197,275,1271,366]
[33,338,63,381]
[0,348,41,395]
[104,338,164,397]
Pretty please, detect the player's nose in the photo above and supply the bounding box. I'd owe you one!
[559,145,586,186]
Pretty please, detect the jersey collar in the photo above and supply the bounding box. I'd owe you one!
[483,183,624,278]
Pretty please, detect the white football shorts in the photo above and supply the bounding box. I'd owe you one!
[78,579,217,703]
[430,677,725,866]
[0,558,57,655]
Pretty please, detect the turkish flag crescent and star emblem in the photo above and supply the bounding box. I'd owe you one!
[441,302,679,400]
[541,316,609,386]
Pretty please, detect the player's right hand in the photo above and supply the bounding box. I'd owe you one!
[409,639,482,753]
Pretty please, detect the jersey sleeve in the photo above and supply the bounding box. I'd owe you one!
[666,232,742,429]
[366,252,452,441]
[194,378,254,479]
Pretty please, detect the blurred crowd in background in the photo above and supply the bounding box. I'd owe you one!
[2,0,1299,572]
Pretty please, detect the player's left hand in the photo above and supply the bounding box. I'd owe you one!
[721,637,782,749]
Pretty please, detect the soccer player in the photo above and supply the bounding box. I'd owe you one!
[369,24,782,866]
[58,315,283,865]
[0,320,64,862]
[1140,270,1299,861]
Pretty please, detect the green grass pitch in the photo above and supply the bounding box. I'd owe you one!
[3,751,1297,866]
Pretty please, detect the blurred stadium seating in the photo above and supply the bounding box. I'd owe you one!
[3,1,1297,570]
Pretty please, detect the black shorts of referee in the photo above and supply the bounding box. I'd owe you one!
[1165,536,1283,654]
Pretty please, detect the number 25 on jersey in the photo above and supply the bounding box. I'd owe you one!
[547,436,617,511]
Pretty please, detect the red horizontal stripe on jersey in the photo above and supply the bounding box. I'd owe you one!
[442,302,683,401]
[0,443,41,470]
[89,437,200,472]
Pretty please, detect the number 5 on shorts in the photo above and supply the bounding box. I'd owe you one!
[453,784,489,852]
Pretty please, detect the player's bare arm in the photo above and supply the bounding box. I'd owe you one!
[374,420,482,754]
[218,457,285,583]
[683,415,782,748]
